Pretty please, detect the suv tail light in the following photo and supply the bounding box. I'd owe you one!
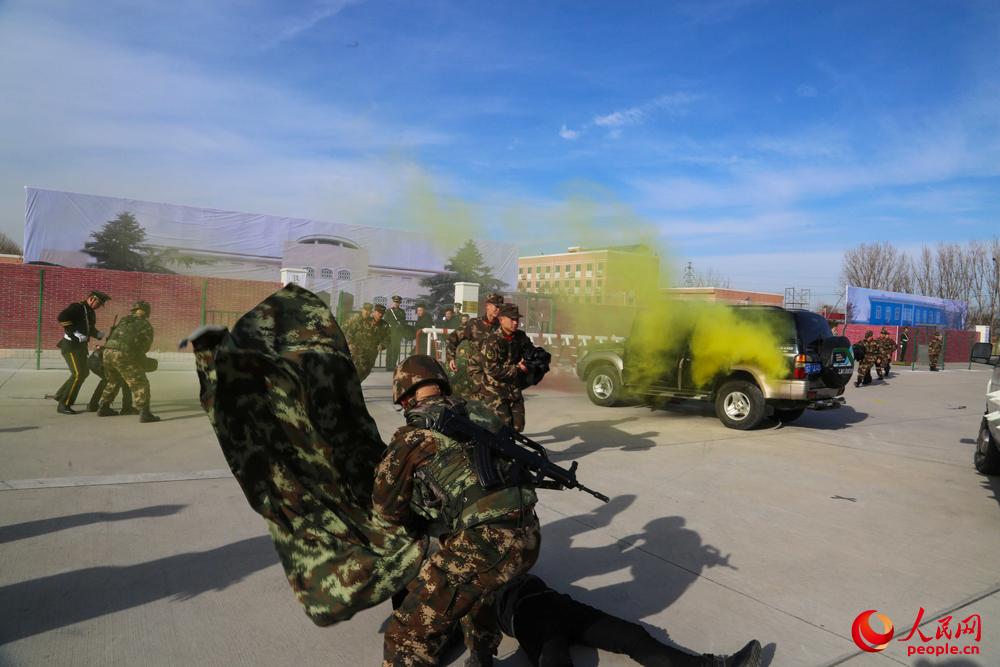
[793,354,807,380]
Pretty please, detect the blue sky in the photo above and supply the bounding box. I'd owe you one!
[1,0,998,303]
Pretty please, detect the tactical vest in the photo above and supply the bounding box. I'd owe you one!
[404,398,536,536]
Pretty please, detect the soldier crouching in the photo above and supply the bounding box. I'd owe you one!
[376,355,540,667]
[97,300,160,423]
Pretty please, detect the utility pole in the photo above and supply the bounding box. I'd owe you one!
[683,261,696,287]
[784,287,811,310]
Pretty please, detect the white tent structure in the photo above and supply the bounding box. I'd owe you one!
[23,187,517,309]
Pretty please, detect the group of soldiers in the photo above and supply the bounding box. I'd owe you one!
[49,289,160,422]
[343,292,542,433]
[190,284,763,667]
[854,326,946,386]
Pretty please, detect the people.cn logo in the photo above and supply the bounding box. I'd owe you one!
[852,610,895,652]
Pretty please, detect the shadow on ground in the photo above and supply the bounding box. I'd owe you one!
[0,535,277,644]
[0,505,186,544]
[527,494,749,663]
[527,418,660,461]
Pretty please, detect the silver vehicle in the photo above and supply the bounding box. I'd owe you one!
[576,306,854,430]
[971,343,1000,475]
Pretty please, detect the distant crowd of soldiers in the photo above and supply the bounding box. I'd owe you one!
[342,293,543,432]
[49,289,160,422]
[853,325,945,386]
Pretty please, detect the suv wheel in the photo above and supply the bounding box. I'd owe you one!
[586,365,622,407]
[715,380,766,430]
[974,418,1000,475]
[773,407,806,423]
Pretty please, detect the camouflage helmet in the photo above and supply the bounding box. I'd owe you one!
[392,354,451,404]
[132,300,151,315]
[484,292,504,306]
[880,327,889,334]
[864,330,873,338]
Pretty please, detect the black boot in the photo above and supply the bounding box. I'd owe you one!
[56,403,78,415]
[87,401,100,412]
[97,404,118,417]
[119,407,140,416]
[139,408,161,423]
[703,639,762,667]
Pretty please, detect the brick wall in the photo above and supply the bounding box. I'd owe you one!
[833,323,978,364]
[0,264,280,352]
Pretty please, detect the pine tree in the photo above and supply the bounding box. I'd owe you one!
[419,240,507,314]
[0,231,21,255]
[82,211,213,273]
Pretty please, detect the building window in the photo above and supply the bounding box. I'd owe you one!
[565,264,571,273]
[374,296,388,306]
[337,268,351,281]
[586,280,592,287]
[526,267,532,274]
[575,263,581,272]
[304,266,315,278]
[320,268,333,279]
[875,305,882,319]
[575,280,581,287]
[586,263,593,271]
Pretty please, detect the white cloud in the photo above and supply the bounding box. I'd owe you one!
[796,84,818,98]
[263,0,363,48]
[559,124,580,140]
[0,12,453,241]
[593,93,699,128]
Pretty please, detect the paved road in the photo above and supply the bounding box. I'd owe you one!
[1,358,997,666]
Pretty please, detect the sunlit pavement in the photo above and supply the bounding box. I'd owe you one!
[1,357,997,666]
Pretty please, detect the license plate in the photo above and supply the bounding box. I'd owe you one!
[805,362,821,374]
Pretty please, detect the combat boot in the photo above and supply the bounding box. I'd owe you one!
[119,407,140,416]
[139,408,161,423]
[703,639,762,667]
[56,403,78,415]
[97,404,118,417]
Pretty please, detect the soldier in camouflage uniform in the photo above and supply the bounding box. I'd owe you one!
[875,327,895,378]
[446,293,503,399]
[344,303,389,381]
[377,355,540,667]
[476,304,544,432]
[928,331,943,371]
[97,300,160,423]
[854,330,878,387]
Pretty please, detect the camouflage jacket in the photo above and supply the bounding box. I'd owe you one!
[102,314,154,357]
[863,337,881,360]
[480,329,536,401]
[445,316,499,361]
[877,334,895,358]
[190,284,425,626]
[929,336,943,354]
[373,395,536,536]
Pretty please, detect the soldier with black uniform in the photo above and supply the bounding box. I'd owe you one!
[446,293,503,399]
[478,303,544,432]
[97,300,160,423]
[377,355,540,667]
[385,295,409,370]
[53,290,110,414]
[899,326,910,363]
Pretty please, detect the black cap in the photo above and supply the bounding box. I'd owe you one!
[498,303,521,319]
[89,290,111,304]
[391,295,402,303]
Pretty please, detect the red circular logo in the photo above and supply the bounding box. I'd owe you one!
[852,610,894,652]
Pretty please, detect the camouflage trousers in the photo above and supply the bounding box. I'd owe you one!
[382,513,541,667]
[856,359,873,385]
[351,347,379,382]
[99,349,150,409]
[929,352,941,370]
[475,389,525,432]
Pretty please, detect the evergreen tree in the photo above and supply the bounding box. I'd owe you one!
[82,211,213,273]
[0,231,21,255]
[419,239,507,314]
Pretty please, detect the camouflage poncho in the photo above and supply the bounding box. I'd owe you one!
[190,284,427,625]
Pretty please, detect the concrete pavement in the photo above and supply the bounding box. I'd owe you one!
[1,357,997,666]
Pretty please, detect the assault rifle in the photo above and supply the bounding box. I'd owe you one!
[432,406,610,504]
